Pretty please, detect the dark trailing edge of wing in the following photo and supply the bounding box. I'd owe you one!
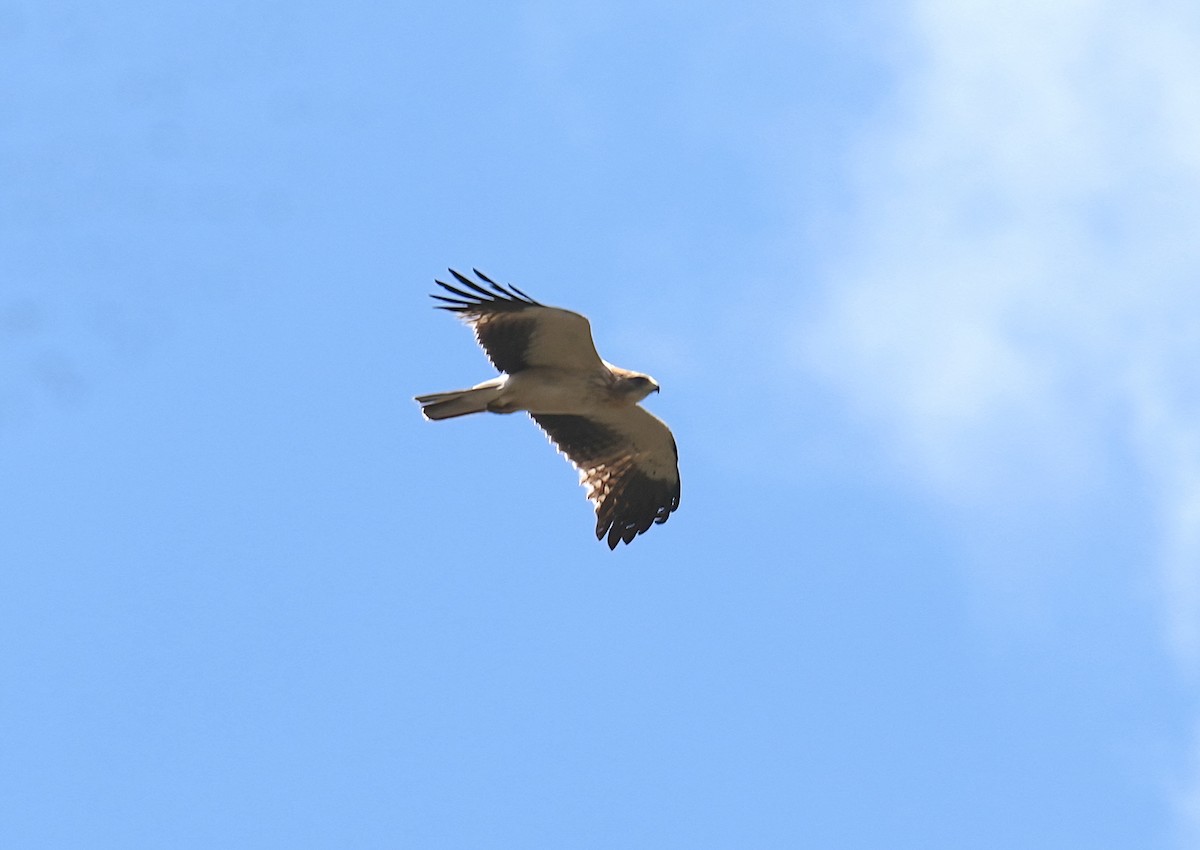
[532,413,681,550]
[432,269,542,315]
[594,465,680,549]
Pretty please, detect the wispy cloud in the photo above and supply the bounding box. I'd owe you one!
[1177,719,1200,849]
[797,0,1200,839]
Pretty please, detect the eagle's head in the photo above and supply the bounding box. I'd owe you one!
[614,372,660,403]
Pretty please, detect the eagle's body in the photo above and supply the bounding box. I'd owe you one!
[415,270,680,549]
[487,368,611,414]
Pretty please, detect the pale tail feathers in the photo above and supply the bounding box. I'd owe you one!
[415,379,504,421]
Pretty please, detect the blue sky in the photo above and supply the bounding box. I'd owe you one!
[3,1,1199,847]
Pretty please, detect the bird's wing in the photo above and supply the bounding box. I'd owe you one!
[531,406,680,549]
[432,269,604,374]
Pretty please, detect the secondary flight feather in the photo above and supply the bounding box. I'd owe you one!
[415,269,681,549]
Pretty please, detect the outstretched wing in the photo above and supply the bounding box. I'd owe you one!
[432,269,604,374]
[531,407,680,549]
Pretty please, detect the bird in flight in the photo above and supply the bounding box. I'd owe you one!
[415,269,680,549]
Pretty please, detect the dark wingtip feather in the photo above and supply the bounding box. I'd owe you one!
[448,270,495,300]
[434,279,474,299]
[430,294,472,306]
[429,269,542,313]
[469,269,540,306]
[507,283,536,302]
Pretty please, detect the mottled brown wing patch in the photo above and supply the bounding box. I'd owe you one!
[432,269,543,374]
[431,269,604,374]
[531,413,681,549]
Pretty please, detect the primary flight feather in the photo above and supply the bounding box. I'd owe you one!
[415,269,680,549]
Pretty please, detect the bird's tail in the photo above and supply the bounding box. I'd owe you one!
[414,379,505,421]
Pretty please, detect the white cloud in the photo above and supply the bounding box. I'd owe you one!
[802,0,1200,647]
[1176,721,1200,849]
[798,2,1200,840]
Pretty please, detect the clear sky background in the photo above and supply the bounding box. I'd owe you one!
[3,1,1200,847]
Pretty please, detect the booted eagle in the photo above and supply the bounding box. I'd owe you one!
[415,269,680,549]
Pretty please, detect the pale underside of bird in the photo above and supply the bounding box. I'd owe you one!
[415,269,681,549]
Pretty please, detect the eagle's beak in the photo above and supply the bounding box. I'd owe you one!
[653,384,661,394]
